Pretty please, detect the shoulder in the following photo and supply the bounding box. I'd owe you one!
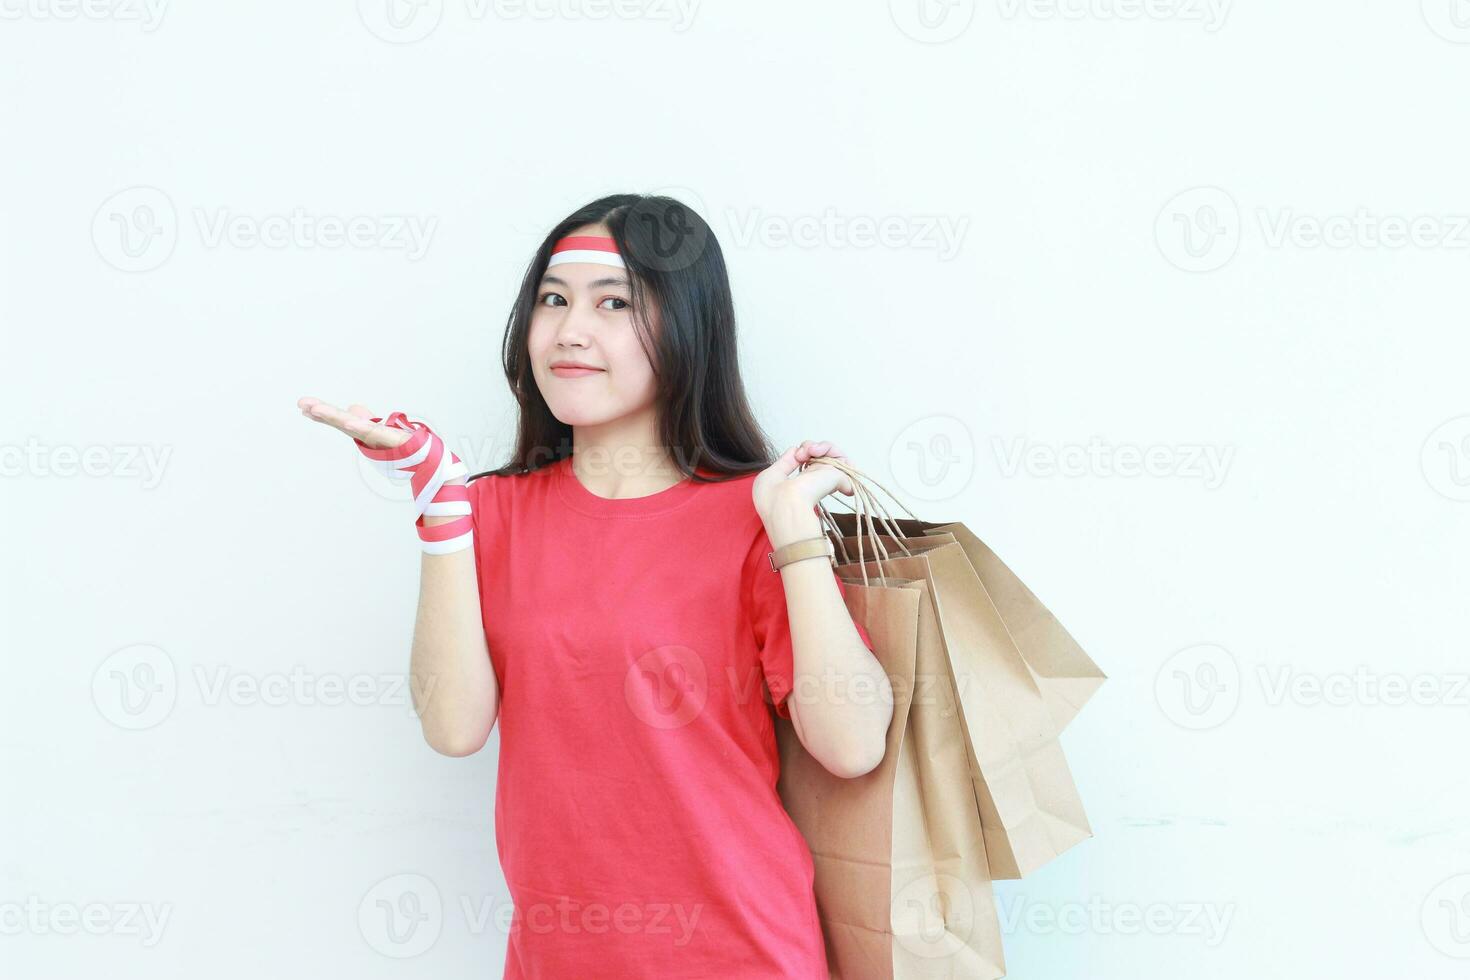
[466,467,519,506]
[700,473,778,578]
[468,461,556,494]
[692,467,767,529]
[466,463,554,524]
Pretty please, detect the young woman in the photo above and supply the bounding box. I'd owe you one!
[298,193,893,978]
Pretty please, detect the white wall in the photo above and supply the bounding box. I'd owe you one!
[3,2,1467,977]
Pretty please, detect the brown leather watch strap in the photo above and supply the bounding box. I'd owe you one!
[768,535,837,573]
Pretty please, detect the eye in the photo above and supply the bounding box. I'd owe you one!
[537,291,566,307]
[599,297,630,311]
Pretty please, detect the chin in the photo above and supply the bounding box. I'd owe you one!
[547,401,621,427]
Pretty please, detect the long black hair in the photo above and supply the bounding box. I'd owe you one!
[467,193,778,485]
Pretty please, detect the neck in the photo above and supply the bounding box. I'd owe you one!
[568,409,685,499]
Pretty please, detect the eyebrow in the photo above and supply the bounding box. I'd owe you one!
[540,274,631,290]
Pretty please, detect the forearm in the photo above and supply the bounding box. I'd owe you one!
[409,515,499,757]
[767,506,894,778]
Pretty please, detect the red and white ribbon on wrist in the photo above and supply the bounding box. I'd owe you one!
[354,412,472,555]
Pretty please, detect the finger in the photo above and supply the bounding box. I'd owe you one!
[802,446,854,493]
[310,402,355,430]
[769,445,802,478]
[304,401,394,446]
[811,456,854,494]
[304,399,347,427]
[343,414,405,448]
[797,441,848,468]
[298,396,331,421]
[794,457,854,498]
[342,404,390,442]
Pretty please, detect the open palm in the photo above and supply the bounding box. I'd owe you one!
[297,396,411,449]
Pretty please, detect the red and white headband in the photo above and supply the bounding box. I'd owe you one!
[546,234,625,270]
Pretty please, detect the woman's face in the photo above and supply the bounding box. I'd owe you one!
[528,224,659,428]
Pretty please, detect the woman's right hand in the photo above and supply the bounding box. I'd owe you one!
[297,397,467,511]
[297,396,411,448]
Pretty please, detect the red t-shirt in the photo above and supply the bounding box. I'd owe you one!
[468,455,873,979]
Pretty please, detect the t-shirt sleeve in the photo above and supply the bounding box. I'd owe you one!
[739,521,876,720]
[468,474,504,613]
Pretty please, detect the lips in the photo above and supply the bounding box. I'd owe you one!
[551,365,604,378]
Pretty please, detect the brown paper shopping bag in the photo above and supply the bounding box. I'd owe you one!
[812,460,1094,881]
[775,572,1006,979]
[827,512,1105,732]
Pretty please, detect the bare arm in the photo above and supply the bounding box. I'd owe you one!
[755,440,894,779]
[765,496,894,779]
[411,504,500,756]
[298,397,499,757]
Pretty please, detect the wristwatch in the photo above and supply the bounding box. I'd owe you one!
[768,535,837,573]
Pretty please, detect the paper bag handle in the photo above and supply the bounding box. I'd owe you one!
[803,456,923,588]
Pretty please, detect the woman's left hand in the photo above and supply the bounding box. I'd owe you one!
[753,440,856,548]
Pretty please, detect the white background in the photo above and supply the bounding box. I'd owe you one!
[3,1,1469,977]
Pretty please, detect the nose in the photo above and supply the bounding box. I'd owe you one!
[552,300,597,350]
